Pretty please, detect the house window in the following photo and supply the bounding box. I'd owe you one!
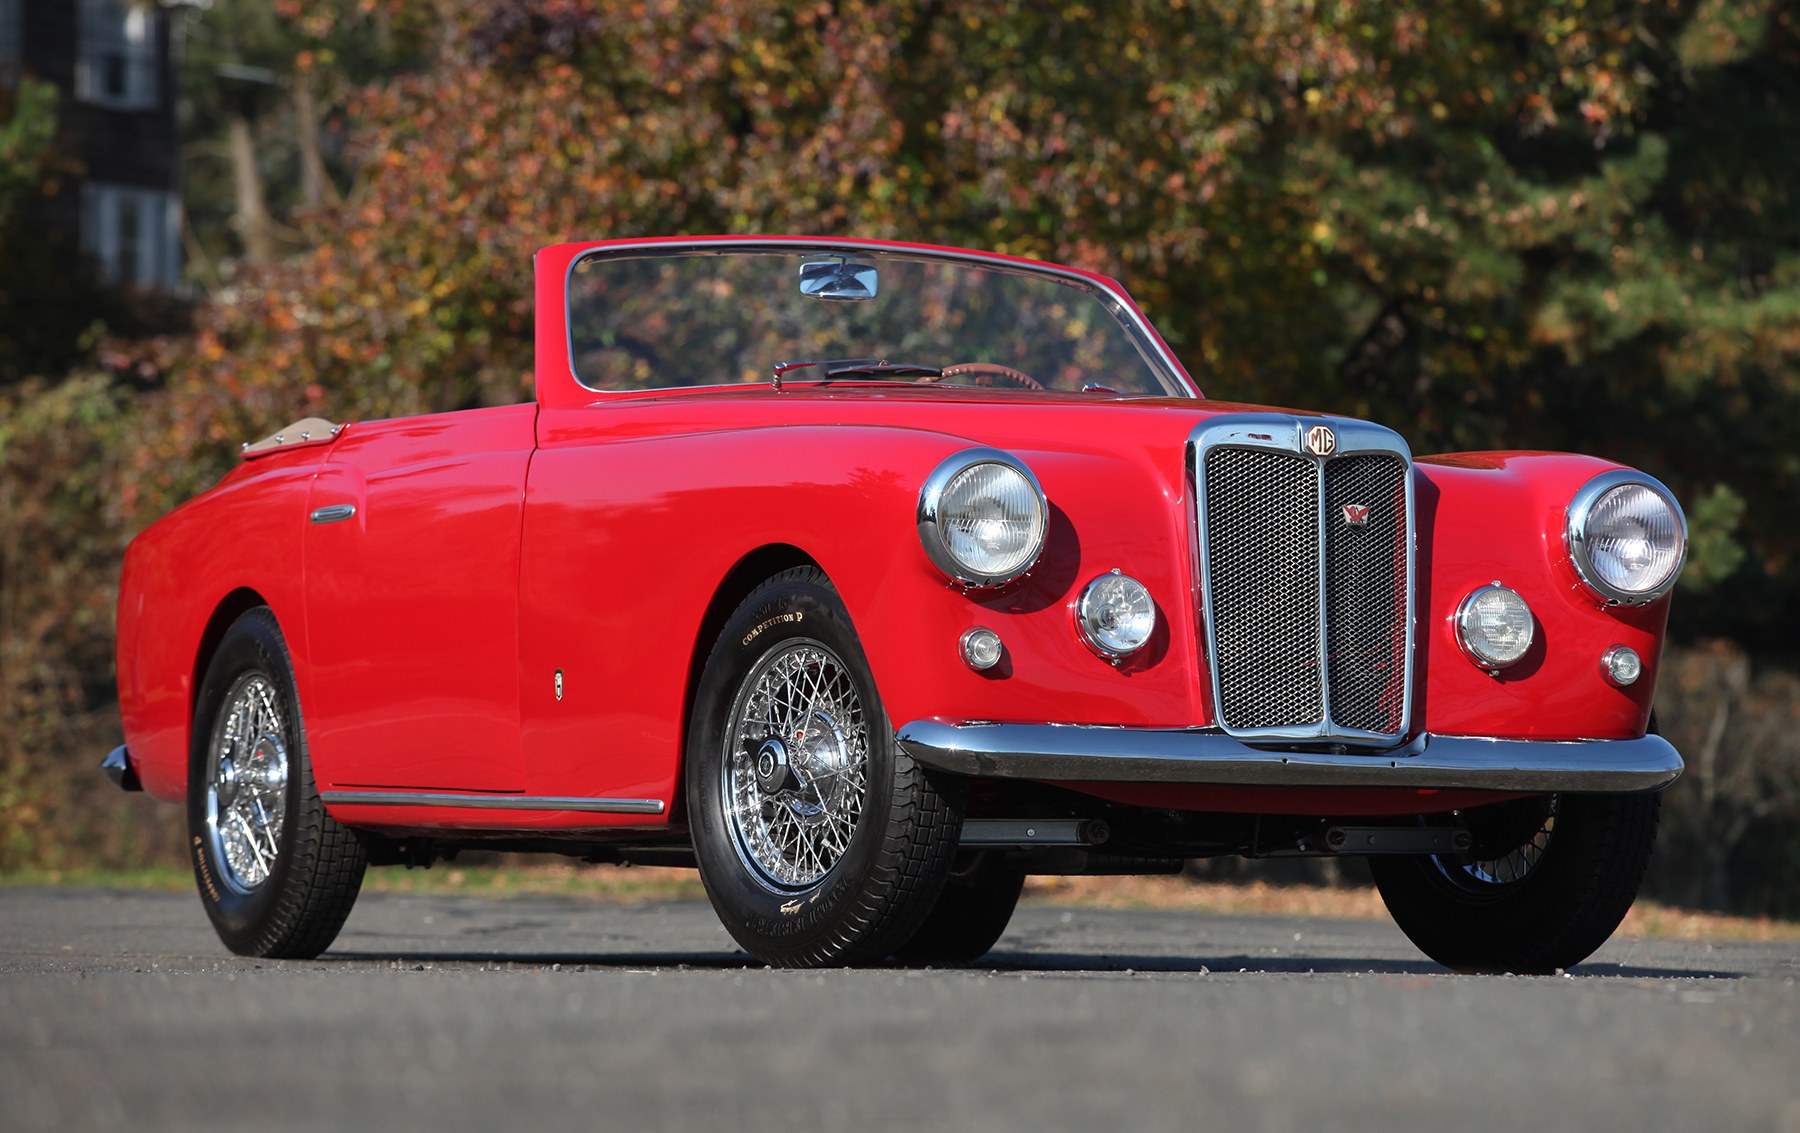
[82,182,181,290]
[77,0,160,110]
[0,0,21,84]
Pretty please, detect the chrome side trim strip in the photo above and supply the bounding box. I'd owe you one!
[321,791,666,815]
[896,719,1683,795]
[309,504,357,525]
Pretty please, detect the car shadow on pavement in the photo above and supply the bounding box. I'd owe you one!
[318,948,1739,979]
[979,951,1741,979]
[324,949,766,969]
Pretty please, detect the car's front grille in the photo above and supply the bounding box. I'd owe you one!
[1323,455,1411,734]
[1196,420,1413,742]
[1203,449,1324,729]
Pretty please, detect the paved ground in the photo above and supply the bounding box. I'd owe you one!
[3,887,1797,1133]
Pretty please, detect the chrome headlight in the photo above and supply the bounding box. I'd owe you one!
[918,450,1048,586]
[1566,471,1686,605]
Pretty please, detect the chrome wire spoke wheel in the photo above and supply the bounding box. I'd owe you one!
[1433,796,1558,894]
[187,606,367,959]
[204,672,290,893]
[688,568,965,966]
[722,639,869,891]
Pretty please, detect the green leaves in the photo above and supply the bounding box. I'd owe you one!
[128,0,1800,646]
[1682,484,1749,594]
[0,79,57,229]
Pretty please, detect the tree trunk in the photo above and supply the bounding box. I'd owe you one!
[227,111,276,265]
[294,76,336,210]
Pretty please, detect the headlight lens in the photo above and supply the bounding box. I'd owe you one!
[1077,571,1157,657]
[1567,472,1686,604]
[1456,584,1534,668]
[918,450,1047,586]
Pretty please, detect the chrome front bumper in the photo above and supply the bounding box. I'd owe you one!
[896,720,1682,795]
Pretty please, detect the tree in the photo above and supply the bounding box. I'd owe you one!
[145,4,1800,655]
[7,0,1789,906]
[177,0,427,276]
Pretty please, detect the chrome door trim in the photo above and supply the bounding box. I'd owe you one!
[320,791,666,815]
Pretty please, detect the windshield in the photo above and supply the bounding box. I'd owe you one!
[566,244,1190,396]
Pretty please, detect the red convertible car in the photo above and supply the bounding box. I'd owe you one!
[107,237,1686,971]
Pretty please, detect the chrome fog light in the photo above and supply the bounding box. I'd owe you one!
[1456,584,1534,669]
[960,627,1005,671]
[918,450,1048,587]
[1077,571,1156,658]
[1601,645,1642,687]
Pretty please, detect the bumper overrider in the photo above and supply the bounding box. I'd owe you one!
[102,746,142,792]
[895,720,1682,795]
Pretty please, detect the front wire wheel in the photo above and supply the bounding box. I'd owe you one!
[1371,792,1661,974]
[688,567,964,967]
[203,673,291,893]
[187,607,367,958]
[723,641,870,891]
[1432,795,1558,896]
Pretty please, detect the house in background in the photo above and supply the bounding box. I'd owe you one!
[0,0,191,291]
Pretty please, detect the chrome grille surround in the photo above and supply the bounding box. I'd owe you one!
[1190,415,1416,745]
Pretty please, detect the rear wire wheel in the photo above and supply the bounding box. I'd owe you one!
[1371,792,1661,973]
[687,567,964,967]
[187,607,366,958]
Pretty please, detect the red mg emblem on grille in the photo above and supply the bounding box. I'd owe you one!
[1341,504,1370,526]
[1305,425,1337,456]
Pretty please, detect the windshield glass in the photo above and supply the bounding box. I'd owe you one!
[566,245,1189,396]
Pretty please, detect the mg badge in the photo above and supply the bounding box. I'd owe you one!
[1305,424,1337,456]
[1342,504,1371,526]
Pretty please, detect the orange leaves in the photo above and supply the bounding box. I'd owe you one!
[119,0,1792,515]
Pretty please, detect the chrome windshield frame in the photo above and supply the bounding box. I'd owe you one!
[563,237,1198,399]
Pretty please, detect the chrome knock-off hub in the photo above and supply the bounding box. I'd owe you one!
[754,737,793,793]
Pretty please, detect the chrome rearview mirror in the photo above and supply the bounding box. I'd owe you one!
[799,257,878,302]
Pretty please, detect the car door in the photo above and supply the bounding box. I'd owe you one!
[301,404,535,792]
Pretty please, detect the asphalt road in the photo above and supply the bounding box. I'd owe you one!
[3,887,1797,1133]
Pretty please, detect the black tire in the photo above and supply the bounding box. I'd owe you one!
[893,851,1026,965]
[1370,792,1661,974]
[187,607,366,958]
[687,567,964,967]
